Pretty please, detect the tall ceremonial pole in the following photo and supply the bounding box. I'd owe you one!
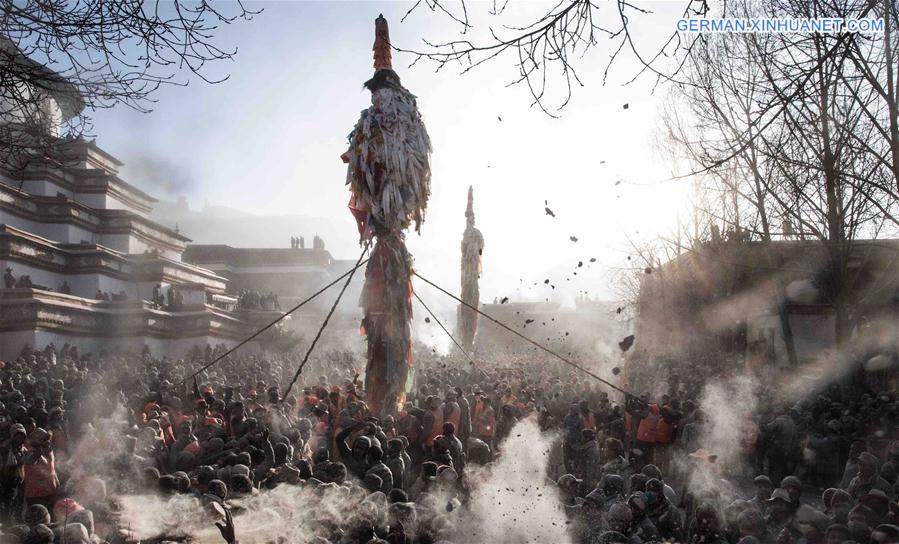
[342,15,432,415]
[456,186,483,353]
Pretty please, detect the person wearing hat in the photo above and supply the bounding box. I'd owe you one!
[384,438,406,492]
[847,452,893,500]
[331,400,359,462]
[692,502,728,544]
[780,476,803,512]
[364,445,393,495]
[847,504,875,542]
[628,491,660,542]
[408,461,439,501]
[308,400,331,455]
[598,474,625,512]
[840,440,866,489]
[828,489,852,525]
[494,403,519,450]
[796,504,830,544]
[336,421,372,479]
[646,477,682,541]
[748,475,774,515]
[602,437,630,480]
[763,407,798,486]
[860,489,892,524]
[766,488,800,540]
[557,473,584,507]
[871,523,899,544]
[641,463,677,504]
[579,487,607,544]
[737,508,774,544]
[1,422,28,518]
[607,502,634,536]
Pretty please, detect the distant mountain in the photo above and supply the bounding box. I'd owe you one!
[152,198,360,258]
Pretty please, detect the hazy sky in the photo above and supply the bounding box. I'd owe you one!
[90,1,694,307]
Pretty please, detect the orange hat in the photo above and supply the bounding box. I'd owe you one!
[373,15,392,71]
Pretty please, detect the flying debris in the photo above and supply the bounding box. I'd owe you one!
[478,248,483,255]
[569,236,579,242]
[424,317,431,323]
[618,335,635,352]
[544,279,549,284]
[616,307,623,314]
[500,297,509,304]
[623,103,629,109]
[525,319,534,324]
[600,160,606,164]
[611,367,621,375]
[577,261,583,268]
[498,115,503,122]
[615,180,622,186]
[644,267,653,274]
[590,257,596,263]
[545,207,555,217]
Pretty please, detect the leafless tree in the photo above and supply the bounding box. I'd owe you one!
[398,0,710,115]
[0,0,258,173]
[840,0,899,192]
[662,0,899,350]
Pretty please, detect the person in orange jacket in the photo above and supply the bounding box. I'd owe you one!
[473,393,496,446]
[421,396,444,454]
[22,429,59,512]
[633,393,659,467]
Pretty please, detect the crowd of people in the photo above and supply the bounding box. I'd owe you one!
[236,291,281,312]
[1,340,898,543]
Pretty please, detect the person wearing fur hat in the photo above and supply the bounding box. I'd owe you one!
[848,452,894,500]
[767,488,801,541]
[336,421,372,479]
